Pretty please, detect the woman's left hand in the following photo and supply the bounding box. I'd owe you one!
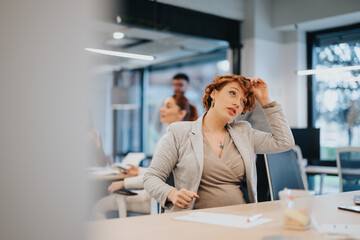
[108,180,124,193]
[251,78,271,107]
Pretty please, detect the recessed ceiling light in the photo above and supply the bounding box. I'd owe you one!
[113,32,124,40]
[85,48,155,61]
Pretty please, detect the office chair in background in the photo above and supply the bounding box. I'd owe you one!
[336,147,360,192]
[293,145,309,190]
[264,148,305,201]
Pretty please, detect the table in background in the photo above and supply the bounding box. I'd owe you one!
[89,173,126,181]
[306,165,338,194]
[88,170,129,211]
[87,191,360,240]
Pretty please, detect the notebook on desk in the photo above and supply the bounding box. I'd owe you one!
[113,152,146,169]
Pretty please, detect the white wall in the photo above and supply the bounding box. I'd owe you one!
[241,0,304,126]
[280,31,308,128]
[0,0,91,239]
[272,0,360,30]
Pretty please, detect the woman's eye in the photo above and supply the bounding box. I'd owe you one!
[229,91,236,96]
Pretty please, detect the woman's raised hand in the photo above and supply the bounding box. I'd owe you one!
[251,78,271,107]
[167,189,199,209]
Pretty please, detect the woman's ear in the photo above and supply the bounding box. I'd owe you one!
[210,89,216,100]
[179,109,186,120]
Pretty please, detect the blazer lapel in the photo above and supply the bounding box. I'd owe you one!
[189,114,205,174]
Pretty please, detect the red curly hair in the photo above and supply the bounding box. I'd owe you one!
[202,74,256,114]
[172,93,198,121]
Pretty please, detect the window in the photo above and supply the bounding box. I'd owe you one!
[113,70,142,161]
[308,24,360,162]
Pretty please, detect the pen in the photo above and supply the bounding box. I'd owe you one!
[246,213,262,223]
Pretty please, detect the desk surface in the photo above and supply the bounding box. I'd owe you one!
[305,165,338,176]
[87,191,360,240]
[88,174,126,181]
[87,167,128,181]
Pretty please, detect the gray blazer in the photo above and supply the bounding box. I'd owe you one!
[143,103,294,212]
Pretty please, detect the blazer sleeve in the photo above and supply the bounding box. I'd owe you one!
[123,167,146,189]
[252,103,295,153]
[143,127,178,208]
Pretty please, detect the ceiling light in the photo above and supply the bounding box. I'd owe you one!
[85,48,155,61]
[113,32,124,39]
[297,65,360,76]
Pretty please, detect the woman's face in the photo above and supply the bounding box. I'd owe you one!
[211,81,246,122]
[160,97,185,124]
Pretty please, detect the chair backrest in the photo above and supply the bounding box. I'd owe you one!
[159,172,175,214]
[293,145,309,190]
[264,148,305,201]
[336,147,360,192]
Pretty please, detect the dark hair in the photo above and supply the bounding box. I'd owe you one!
[172,93,198,121]
[172,73,189,83]
[202,74,256,114]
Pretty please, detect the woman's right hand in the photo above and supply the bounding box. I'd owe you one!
[108,180,124,193]
[167,189,199,209]
[120,164,139,177]
[251,78,271,106]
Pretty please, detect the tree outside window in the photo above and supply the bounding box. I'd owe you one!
[312,33,360,160]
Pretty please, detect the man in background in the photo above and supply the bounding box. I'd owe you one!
[172,73,190,95]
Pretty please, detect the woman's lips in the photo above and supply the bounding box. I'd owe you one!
[227,107,237,116]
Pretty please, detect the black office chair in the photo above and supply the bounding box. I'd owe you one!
[157,172,175,213]
[264,149,305,201]
[255,154,270,202]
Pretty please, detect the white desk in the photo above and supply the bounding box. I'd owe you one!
[305,166,338,176]
[87,191,360,240]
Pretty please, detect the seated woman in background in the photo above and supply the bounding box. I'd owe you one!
[144,75,295,212]
[91,93,197,220]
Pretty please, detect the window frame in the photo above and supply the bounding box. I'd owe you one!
[306,22,360,166]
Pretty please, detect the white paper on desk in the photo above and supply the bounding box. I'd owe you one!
[87,167,120,176]
[174,212,272,229]
[319,224,360,237]
[114,152,146,168]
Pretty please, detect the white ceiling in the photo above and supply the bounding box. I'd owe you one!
[157,0,245,21]
[89,21,228,72]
